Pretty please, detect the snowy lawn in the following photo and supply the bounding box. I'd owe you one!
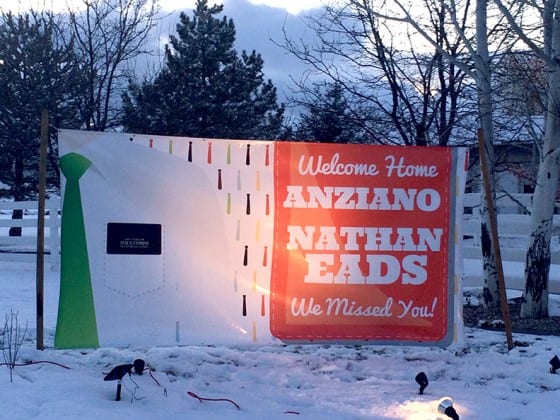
[1,260,560,419]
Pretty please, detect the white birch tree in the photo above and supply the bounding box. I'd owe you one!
[472,0,501,315]
[353,0,506,313]
[492,0,560,318]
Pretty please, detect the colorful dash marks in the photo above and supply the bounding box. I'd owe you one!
[56,130,467,348]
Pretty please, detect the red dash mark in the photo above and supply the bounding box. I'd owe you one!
[265,144,270,166]
[217,169,222,190]
[242,294,247,316]
[265,194,270,216]
[207,142,213,164]
[260,294,266,316]
[262,246,268,267]
[149,138,153,148]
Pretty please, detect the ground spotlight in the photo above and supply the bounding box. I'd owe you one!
[104,363,134,401]
[437,397,459,420]
[550,355,560,374]
[415,371,429,395]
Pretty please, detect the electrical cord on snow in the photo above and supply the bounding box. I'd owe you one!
[121,374,144,403]
[0,360,71,369]
[142,366,167,397]
[187,391,240,410]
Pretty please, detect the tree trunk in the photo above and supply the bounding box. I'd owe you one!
[521,219,552,318]
[521,0,560,319]
[521,87,560,319]
[475,0,501,312]
[521,148,559,318]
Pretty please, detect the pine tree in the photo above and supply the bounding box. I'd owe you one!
[122,0,284,139]
[0,11,82,199]
[295,83,364,143]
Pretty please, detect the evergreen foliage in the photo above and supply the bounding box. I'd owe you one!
[0,11,82,199]
[122,0,284,140]
[294,82,364,143]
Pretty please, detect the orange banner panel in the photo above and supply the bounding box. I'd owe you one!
[271,142,453,343]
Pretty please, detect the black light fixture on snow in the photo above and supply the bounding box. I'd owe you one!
[437,397,460,420]
[414,372,429,395]
[104,363,135,401]
[549,355,560,374]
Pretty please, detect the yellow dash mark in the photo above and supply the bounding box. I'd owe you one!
[255,219,260,241]
[168,140,173,154]
[252,321,257,342]
[255,170,261,191]
[255,284,270,295]
[252,271,257,291]
[226,193,231,214]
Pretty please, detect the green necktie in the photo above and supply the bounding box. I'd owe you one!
[55,152,99,348]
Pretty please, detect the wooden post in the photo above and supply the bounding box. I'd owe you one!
[477,128,514,350]
[36,109,48,350]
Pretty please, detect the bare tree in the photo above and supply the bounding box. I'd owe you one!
[1,310,28,383]
[472,0,502,314]
[492,0,560,318]
[281,0,472,146]
[66,0,159,131]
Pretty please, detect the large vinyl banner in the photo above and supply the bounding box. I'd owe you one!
[56,130,467,348]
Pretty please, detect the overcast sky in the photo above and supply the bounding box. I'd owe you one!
[161,0,325,15]
[1,0,326,108]
[1,0,325,14]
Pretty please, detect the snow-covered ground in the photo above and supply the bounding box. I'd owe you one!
[1,260,560,419]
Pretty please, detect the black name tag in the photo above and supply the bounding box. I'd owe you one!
[106,223,162,255]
